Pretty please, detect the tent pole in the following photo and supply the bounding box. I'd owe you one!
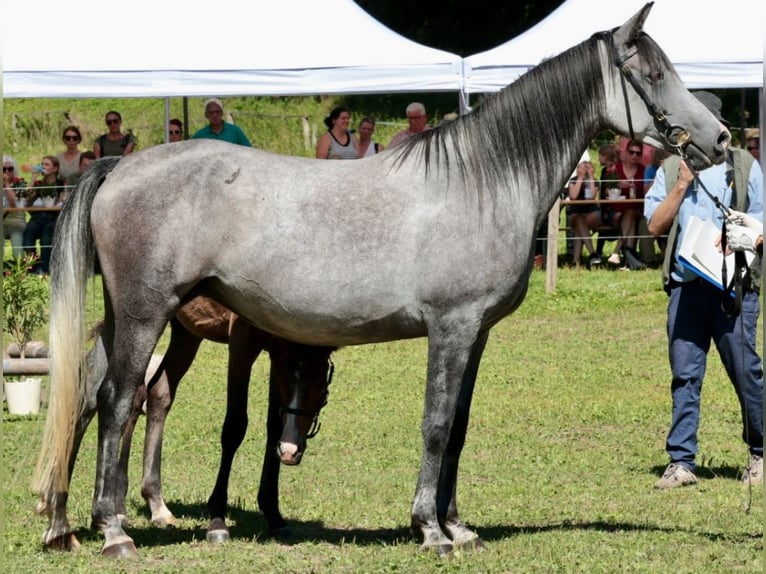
[164,98,171,142]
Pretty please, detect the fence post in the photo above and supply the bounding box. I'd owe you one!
[545,199,560,293]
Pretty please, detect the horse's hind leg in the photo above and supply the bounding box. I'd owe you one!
[206,319,262,543]
[91,321,166,557]
[437,332,488,551]
[39,335,107,550]
[141,319,204,527]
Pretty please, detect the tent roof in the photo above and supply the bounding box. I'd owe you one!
[464,0,764,94]
[3,0,463,98]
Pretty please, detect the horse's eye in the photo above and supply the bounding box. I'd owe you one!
[647,70,664,83]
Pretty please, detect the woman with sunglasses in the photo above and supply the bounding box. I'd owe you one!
[168,118,184,142]
[3,155,27,259]
[56,125,83,182]
[94,111,137,158]
[605,139,646,267]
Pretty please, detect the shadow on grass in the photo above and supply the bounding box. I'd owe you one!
[66,492,758,552]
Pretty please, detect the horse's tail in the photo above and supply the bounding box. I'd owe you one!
[32,157,121,495]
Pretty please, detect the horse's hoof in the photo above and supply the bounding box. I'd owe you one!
[151,514,177,528]
[206,518,230,544]
[101,539,139,558]
[43,532,81,551]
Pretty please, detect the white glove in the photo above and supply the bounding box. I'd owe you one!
[726,209,763,234]
[726,223,761,253]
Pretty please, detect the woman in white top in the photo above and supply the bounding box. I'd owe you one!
[357,116,384,158]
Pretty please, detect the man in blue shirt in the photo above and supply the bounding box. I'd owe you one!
[644,91,763,489]
[192,98,252,147]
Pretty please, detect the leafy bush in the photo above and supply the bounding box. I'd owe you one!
[3,255,49,358]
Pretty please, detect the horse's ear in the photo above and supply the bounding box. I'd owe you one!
[613,2,653,44]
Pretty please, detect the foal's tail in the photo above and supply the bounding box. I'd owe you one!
[32,157,121,495]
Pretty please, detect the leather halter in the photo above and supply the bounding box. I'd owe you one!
[279,360,334,439]
[603,31,692,155]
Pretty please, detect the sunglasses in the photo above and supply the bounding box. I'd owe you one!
[169,130,182,135]
[3,166,14,172]
[106,118,121,125]
[64,135,80,141]
[628,150,642,156]
[747,146,758,151]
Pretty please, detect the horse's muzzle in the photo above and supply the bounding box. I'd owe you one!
[277,441,303,465]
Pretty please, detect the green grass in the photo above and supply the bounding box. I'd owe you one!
[2,268,763,573]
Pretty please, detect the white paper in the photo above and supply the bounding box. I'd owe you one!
[678,215,755,292]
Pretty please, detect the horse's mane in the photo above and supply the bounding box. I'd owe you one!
[391,31,669,203]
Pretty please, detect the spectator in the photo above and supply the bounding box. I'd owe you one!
[168,118,184,142]
[315,106,359,160]
[56,125,83,181]
[94,111,137,158]
[388,102,429,148]
[606,139,645,267]
[3,155,27,259]
[192,98,252,147]
[566,159,602,267]
[595,143,620,262]
[644,148,671,183]
[63,150,96,192]
[645,90,763,489]
[745,128,760,160]
[22,156,66,274]
[357,116,384,157]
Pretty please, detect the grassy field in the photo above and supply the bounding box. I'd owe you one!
[2,268,763,573]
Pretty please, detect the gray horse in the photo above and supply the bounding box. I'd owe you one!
[34,3,729,558]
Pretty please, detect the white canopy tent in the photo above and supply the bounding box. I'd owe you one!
[464,0,764,95]
[2,0,463,98]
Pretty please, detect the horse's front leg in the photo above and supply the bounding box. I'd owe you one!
[438,331,488,551]
[206,321,261,543]
[91,360,152,557]
[411,322,482,556]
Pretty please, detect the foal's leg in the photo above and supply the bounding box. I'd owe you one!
[206,319,263,543]
[257,359,289,535]
[141,319,204,527]
[411,320,483,556]
[437,331,489,550]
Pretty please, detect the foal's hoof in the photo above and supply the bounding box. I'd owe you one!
[42,532,81,551]
[101,539,139,558]
[206,518,230,544]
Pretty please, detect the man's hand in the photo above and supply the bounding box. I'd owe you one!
[726,223,761,253]
[726,209,763,234]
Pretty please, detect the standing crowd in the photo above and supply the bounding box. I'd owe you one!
[3,98,432,272]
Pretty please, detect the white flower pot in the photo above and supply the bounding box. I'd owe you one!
[4,377,42,415]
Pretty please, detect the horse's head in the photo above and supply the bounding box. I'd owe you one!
[602,2,730,171]
[274,344,335,466]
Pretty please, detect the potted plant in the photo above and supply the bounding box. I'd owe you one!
[3,254,49,414]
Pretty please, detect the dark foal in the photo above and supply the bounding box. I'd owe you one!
[37,296,335,550]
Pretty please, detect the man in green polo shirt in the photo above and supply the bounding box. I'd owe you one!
[192,98,252,147]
